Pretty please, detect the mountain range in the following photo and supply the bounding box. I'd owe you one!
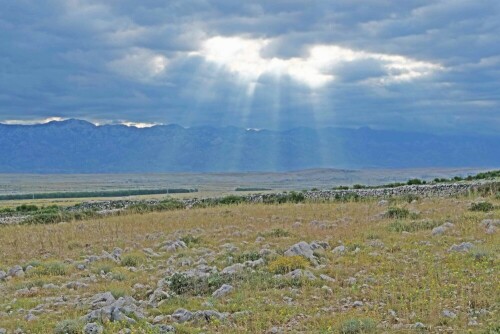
[0,119,498,173]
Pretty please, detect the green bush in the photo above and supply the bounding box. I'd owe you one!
[167,272,232,296]
[388,220,440,233]
[0,207,15,214]
[120,254,144,267]
[110,287,128,299]
[339,318,376,334]
[470,202,494,212]
[218,195,246,205]
[54,319,82,334]
[16,204,39,212]
[234,251,261,263]
[407,178,426,185]
[385,207,410,219]
[180,235,201,246]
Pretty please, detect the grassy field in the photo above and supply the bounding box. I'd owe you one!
[0,194,498,333]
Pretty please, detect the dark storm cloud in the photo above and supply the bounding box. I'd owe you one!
[0,0,498,133]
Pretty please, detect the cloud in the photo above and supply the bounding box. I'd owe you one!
[0,0,498,134]
[108,48,169,82]
[191,36,442,89]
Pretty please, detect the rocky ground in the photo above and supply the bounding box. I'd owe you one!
[0,193,498,333]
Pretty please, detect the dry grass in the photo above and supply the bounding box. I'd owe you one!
[0,195,498,333]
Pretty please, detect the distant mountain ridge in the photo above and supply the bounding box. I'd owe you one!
[0,119,498,173]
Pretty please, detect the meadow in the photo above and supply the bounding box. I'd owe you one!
[0,191,498,333]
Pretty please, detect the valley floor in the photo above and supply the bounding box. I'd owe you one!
[0,195,498,333]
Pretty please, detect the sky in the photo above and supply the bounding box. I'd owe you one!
[0,0,499,133]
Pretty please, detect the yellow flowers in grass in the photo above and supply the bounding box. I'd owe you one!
[268,256,309,274]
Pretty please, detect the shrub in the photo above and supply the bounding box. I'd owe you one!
[94,262,114,274]
[120,253,144,267]
[234,251,261,263]
[385,207,410,219]
[218,195,246,205]
[180,235,201,246]
[352,184,366,189]
[407,179,424,185]
[268,256,309,274]
[167,272,232,296]
[262,191,305,204]
[110,287,128,299]
[339,318,376,334]
[16,204,39,212]
[387,220,440,233]
[54,319,82,334]
[0,207,15,214]
[470,202,494,212]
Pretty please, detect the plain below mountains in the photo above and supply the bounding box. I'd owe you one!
[0,119,498,173]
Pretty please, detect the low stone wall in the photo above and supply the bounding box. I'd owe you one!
[75,180,497,211]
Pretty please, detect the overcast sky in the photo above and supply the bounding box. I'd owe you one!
[1,0,499,133]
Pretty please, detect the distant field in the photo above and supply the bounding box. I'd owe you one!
[0,188,197,201]
[0,168,492,196]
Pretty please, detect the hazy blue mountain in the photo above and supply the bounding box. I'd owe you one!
[0,120,498,173]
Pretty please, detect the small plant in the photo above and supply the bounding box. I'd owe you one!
[387,220,440,233]
[385,207,410,219]
[262,228,291,238]
[339,318,376,334]
[110,287,128,299]
[470,202,494,212]
[268,256,309,274]
[234,251,261,263]
[94,262,114,274]
[167,272,232,296]
[111,271,127,281]
[120,253,144,267]
[54,319,82,334]
[180,235,201,246]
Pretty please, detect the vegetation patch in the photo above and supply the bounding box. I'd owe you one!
[180,234,202,247]
[339,318,377,334]
[469,202,495,212]
[54,319,83,334]
[28,262,67,277]
[387,220,441,233]
[268,256,309,274]
[128,198,185,213]
[260,228,291,238]
[167,272,233,296]
[120,253,145,267]
[385,207,411,219]
[233,251,261,263]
